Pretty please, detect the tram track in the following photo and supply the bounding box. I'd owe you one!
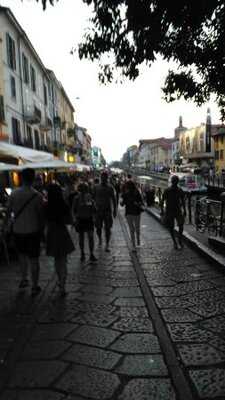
[118,211,195,400]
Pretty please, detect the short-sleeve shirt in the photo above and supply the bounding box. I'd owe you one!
[94,184,116,214]
[163,186,185,217]
[8,186,44,234]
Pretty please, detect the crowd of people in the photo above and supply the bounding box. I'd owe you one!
[3,169,186,297]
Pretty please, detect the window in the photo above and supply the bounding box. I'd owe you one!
[26,125,33,147]
[43,84,48,106]
[34,129,40,149]
[30,65,36,92]
[6,33,16,70]
[221,136,224,144]
[22,53,29,84]
[0,96,5,122]
[10,76,16,99]
[220,150,224,160]
[215,150,219,160]
[12,118,21,145]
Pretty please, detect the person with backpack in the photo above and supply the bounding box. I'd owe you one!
[72,182,97,262]
[93,172,117,252]
[7,168,45,296]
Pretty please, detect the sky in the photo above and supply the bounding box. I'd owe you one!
[0,0,221,162]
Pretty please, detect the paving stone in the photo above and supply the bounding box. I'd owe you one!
[161,308,202,322]
[21,340,71,360]
[155,296,193,308]
[113,287,142,297]
[0,390,65,400]
[30,323,78,340]
[189,369,225,398]
[178,343,225,366]
[112,318,154,332]
[209,336,225,353]
[67,325,121,348]
[199,315,225,336]
[114,298,146,307]
[116,307,149,318]
[118,378,176,400]
[116,355,168,376]
[145,278,176,287]
[167,323,215,342]
[111,333,161,353]
[81,285,113,295]
[111,279,139,287]
[77,293,115,305]
[62,343,121,369]
[189,298,225,318]
[75,303,116,314]
[151,281,213,296]
[57,365,120,399]
[8,361,67,387]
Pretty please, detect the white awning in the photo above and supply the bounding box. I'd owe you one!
[18,160,90,172]
[0,163,19,171]
[0,142,54,163]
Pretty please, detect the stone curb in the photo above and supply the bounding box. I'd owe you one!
[145,208,225,270]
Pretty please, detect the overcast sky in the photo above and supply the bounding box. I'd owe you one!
[1,0,221,162]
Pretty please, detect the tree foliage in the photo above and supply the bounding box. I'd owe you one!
[37,0,225,117]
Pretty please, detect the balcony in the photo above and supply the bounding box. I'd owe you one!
[25,105,42,125]
[40,117,53,132]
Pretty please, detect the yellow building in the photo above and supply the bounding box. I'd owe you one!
[58,85,76,162]
[0,32,8,142]
[213,126,225,173]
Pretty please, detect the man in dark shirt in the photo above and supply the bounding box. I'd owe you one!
[94,172,117,252]
[161,175,186,249]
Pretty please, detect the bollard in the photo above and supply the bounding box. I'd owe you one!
[219,192,225,236]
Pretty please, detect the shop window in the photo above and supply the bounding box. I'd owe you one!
[220,150,224,160]
[26,125,33,148]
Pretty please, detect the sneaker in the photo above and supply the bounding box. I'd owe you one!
[19,279,29,289]
[90,254,98,262]
[80,253,86,262]
[31,286,41,297]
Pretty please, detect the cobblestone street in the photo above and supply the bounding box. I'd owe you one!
[0,211,225,399]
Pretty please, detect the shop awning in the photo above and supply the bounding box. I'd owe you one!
[0,142,54,163]
[18,160,90,171]
[0,162,19,171]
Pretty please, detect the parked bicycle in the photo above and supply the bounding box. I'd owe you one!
[195,197,221,236]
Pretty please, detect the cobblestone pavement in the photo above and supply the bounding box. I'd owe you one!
[0,211,225,399]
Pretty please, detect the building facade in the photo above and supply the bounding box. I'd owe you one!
[212,126,225,173]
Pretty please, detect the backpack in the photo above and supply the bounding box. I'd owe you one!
[76,193,95,220]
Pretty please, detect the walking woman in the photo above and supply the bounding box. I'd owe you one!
[72,182,97,262]
[46,184,75,296]
[121,180,144,251]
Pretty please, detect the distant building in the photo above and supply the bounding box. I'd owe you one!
[179,109,215,169]
[92,146,106,169]
[212,125,225,173]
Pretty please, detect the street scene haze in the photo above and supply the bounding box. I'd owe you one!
[0,1,225,399]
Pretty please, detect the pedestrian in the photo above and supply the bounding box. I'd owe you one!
[7,168,45,296]
[72,182,97,263]
[160,175,186,249]
[94,172,117,252]
[46,184,75,296]
[121,180,144,251]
